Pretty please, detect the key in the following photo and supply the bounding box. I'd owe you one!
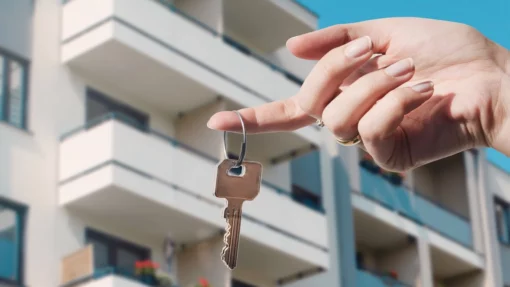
[214,158,262,270]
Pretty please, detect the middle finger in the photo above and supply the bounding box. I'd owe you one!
[322,58,415,140]
[296,36,374,118]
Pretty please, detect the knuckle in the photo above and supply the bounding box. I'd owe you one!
[323,105,354,136]
[358,115,380,142]
[387,90,407,112]
[318,48,345,79]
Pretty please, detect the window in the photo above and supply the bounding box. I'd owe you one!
[0,198,27,285]
[291,184,323,212]
[86,88,148,130]
[85,229,150,275]
[495,198,510,244]
[0,52,28,129]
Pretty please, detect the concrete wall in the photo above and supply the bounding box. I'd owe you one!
[413,154,469,218]
[177,236,231,287]
[267,46,315,80]
[175,100,225,160]
[375,244,420,286]
[0,0,32,58]
[174,0,223,34]
[356,244,419,286]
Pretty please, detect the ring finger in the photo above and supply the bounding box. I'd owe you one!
[322,58,415,140]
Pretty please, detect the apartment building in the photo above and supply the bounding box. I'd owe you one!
[1,1,509,287]
[0,0,328,287]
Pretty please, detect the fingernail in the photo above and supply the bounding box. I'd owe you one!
[411,81,434,94]
[385,58,414,77]
[345,36,372,58]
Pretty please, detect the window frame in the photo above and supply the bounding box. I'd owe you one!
[84,228,151,271]
[0,48,29,130]
[0,196,28,286]
[495,197,510,244]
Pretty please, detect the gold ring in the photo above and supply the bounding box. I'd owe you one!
[336,134,361,146]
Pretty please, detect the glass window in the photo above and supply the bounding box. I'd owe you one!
[0,199,26,285]
[495,198,510,244]
[86,88,148,130]
[7,61,26,128]
[0,52,28,129]
[85,229,150,275]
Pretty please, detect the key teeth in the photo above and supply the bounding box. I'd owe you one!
[221,219,231,264]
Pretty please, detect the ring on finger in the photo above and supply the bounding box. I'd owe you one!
[336,134,361,146]
[316,119,325,128]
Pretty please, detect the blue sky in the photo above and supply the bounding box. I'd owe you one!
[296,0,510,163]
[297,0,510,49]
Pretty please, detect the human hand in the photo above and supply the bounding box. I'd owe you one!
[207,17,510,171]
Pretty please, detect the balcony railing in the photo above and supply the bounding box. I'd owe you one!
[61,112,324,216]
[356,269,411,287]
[61,266,178,287]
[359,166,473,248]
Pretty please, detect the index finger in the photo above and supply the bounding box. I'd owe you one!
[206,98,314,134]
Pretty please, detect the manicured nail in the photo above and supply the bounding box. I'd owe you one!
[345,36,372,58]
[385,58,414,77]
[411,81,434,94]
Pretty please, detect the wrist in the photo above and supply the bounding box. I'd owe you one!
[489,49,510,156]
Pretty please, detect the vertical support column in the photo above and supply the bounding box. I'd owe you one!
[320,136,357,287]
[464,152,484,253]
[417,234,433,287]
[337,145,360,193]
[176,236,231,287]
[476,149,502,287]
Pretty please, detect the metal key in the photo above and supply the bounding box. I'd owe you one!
[215,158,262,269]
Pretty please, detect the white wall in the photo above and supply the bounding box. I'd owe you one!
[177,236,231,287]
[174,0,223,34]
[175,100,224,160]
[413,154,469,218]
[356,244,419,286]
[376,244,420,286]
[266,46,315,80]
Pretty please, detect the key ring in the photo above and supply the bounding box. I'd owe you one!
[223,110,246,167]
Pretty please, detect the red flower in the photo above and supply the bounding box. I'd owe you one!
[199,278,210,287]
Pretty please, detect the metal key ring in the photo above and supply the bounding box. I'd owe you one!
[223,110,246,167]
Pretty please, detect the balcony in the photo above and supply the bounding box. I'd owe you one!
[60,0,320,162]
[354,209,419,286]
[358,166,473,248]
[60,245,171,287]
[58,114,328,283]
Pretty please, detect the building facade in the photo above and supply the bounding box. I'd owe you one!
[0,1,509,287]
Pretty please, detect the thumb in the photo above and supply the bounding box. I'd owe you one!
[286,19,392,60]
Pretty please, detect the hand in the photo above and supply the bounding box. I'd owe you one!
[207,17,510,171]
